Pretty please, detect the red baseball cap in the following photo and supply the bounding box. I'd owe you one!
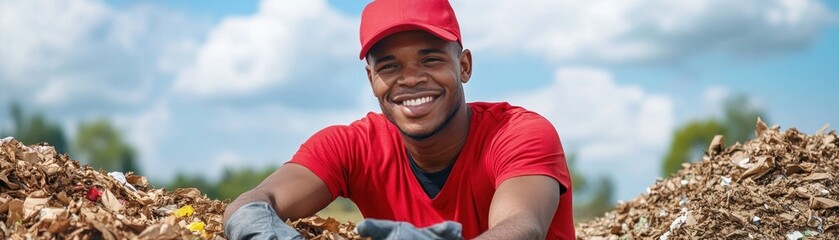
[358,0,462,60]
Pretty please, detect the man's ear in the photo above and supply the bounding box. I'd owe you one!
[365,63,376,96]
[459,49,472,83]
[366,63,373,84]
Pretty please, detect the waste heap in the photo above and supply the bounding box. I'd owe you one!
[576,119,839,239]
[0,137,227,239]
[286,216,365,239]
[0,137,364,239]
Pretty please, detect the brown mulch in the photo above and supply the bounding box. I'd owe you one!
[287,216,365,240]
[0,137,227,239]
[0,137,363,239]
[575,118,839,239]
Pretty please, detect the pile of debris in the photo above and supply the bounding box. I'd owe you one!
[0,137,363,239]
[287,216,364,239]
[0,137,227,239]
[576,119,839,239]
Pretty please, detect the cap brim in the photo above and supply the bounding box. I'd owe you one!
[359,23,458,60]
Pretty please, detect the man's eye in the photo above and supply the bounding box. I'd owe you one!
[378,64,397,72]
[423,58,442,63]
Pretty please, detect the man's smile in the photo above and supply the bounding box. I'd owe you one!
[400,96,434,107]
[392,92,443,118]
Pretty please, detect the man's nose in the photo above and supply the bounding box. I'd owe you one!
[397,64,428,87]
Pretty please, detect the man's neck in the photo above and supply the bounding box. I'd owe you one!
[403,105,471,173]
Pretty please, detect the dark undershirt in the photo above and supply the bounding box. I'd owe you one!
[408,156,570,200]
[408,154,455,198]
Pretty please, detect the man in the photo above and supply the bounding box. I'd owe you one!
[223,0,574,239]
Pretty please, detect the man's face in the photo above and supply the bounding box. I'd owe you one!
[365,31,472,140]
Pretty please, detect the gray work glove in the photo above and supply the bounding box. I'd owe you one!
[356,219,463,240]
[224,202,303,240]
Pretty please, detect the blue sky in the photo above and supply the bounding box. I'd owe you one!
[1,0,837,201]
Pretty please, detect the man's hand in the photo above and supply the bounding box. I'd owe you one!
[223,164,333,239]
[356,219,463,240]
[224,202,303,240]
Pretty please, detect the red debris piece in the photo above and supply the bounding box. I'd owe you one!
[87,187,102,202]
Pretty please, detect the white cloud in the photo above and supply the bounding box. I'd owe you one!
[0,0,205,109]
[134,96,378,182]
[702,85,729,106]
[698,85,730,118]
[0,0,108,83]
[208,151,246,178]
[213,151,243,167]
[216,100,376,137]
[510,67,674,148]
[506,66,675,198]
[117,101,171,180]
[173,0,359,98]
[454,0,834,64]
[34,75,155,106]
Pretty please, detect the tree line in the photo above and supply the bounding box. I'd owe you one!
[1,102,279,201]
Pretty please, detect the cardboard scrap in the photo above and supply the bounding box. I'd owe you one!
[577,120,839,239]
[738,156,775,181]
[22,191,49,217]
[802,172,831,181]
[810,197,839,209]
[100,189,124,212]
[287,216,364,240]
[708,135,725,156]
[4,199,23,226]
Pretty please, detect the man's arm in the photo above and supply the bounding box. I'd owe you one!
[223,163,333,223]
[474,175,561,240]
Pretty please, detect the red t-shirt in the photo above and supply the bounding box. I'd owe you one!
[289,102,574,239]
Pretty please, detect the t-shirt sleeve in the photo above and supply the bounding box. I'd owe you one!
[489,113,571,194]
[287,125,359,199]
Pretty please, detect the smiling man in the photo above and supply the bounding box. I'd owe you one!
[223,0,574,239]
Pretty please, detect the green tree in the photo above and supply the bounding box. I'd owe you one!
[568,153,587,194]
[73,119,141,174]
[215,166,276,200]
[568,153,616,221]
[574,176,615,220]
[661,94,766,176]
[722,95,765,143]
[2,102,68,153]
[661,120,726,176]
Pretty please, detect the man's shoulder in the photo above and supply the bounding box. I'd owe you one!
[331,111,396,136]
[311,112,393,140]
[468,102,558,146]
[469,102,549,125]
[328,111,387,129]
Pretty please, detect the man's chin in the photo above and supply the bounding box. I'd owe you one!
[391,105,462,141]
[400,129,436,141]
[396,124,437,141]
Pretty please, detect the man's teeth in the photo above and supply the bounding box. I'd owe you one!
[402,96,434,106]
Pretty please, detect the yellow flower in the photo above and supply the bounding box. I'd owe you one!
[187,221,206,232]
[174,205,195,218]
